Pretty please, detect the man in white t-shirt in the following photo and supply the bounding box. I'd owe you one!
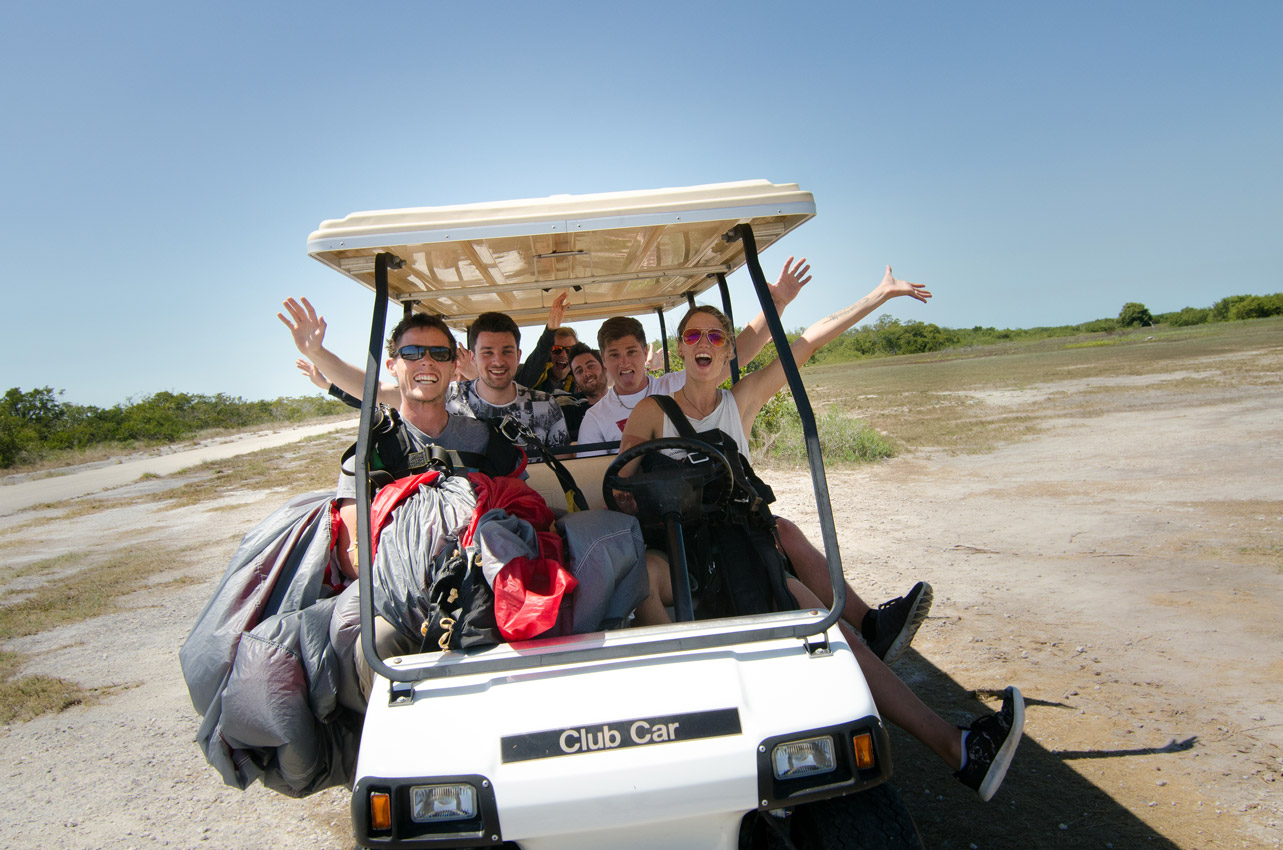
[578,256,814,448]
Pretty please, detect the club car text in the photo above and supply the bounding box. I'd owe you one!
[501,708,741,763]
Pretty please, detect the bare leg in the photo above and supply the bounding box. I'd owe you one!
[789,578,961,770]
[776,516,870,627]
[632,551,674,626]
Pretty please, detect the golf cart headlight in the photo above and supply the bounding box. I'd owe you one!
[410,784,477,823]
[771,736,837,779]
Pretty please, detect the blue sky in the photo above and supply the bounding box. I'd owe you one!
[2,1,1279,407]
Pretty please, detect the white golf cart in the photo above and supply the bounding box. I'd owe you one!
[306,180,924,849]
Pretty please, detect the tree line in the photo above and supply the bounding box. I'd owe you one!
[0,388,346,469]
[719,291,1283,372]
[5,291,1278,470]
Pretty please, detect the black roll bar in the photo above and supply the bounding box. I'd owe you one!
[729,224,847,625]
[356,252,403,686]
[654,306,671,373]
[715,272,741,384]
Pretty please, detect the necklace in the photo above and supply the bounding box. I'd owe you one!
[680,387,717,419]
[617,379,651,410]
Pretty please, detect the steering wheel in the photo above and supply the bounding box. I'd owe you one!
[602,437,735,528]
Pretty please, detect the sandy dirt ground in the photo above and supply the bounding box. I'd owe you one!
[1,351,1279,849]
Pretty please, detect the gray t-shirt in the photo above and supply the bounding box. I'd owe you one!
[336,413,494,499]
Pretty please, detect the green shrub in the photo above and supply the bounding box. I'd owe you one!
[1118,302,1154,327]
[1162,307,1211,327]
[750,392,894,465]
[1227,294,1283,320]
[1077,318,1118,333]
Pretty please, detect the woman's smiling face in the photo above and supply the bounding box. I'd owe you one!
[677,310,732,378]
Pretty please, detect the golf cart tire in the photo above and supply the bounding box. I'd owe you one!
[787,784,924,850]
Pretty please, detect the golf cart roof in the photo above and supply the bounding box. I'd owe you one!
[307,180,814,328]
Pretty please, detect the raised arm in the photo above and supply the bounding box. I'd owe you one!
[277,297,400,406]
[732,265,931,422]
[515,291,570,387]
[718,257,813,381]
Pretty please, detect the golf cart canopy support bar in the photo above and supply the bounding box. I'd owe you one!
[308,180,814,329]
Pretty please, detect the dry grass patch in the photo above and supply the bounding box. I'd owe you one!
[0,668,97,725]
[0,545,199,641]
[0,544,193,724]
[10,552,80,583]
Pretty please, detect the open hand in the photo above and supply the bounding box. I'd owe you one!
[548,290,570,329]
[455,347,478,380]
[645,340,664,371]
[878,265,931,303]
[295,358,329,391]
[770,256,813,309]
[277,297,327,356]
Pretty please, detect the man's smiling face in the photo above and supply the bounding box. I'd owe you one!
[387,326,456,405]
[602,333,649,395]
[473,330,520,392]
[550,330,577,372]
[570,351,606,398]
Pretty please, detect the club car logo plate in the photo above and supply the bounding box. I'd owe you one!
[501,708,741,763]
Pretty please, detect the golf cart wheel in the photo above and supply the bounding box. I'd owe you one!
[788,784,924,850]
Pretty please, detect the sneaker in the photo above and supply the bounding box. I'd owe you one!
[955,686,1025,802]
[861,581,933,664]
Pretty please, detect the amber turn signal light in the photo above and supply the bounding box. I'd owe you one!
[370,791,392,830]
[852,732,875,769]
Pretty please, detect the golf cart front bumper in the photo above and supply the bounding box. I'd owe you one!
[351,622,891,850]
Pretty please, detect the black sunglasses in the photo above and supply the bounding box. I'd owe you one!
[396,344,455,362]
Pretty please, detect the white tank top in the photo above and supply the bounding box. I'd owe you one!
[660,389,749,455]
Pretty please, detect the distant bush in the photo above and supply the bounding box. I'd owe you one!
[0,387,348,469]
[1118,302,1154,327]
[1227,293,1283,321]
[1157,307,1211,327]
[1076,318,1119,334]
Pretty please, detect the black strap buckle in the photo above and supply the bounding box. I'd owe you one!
[496,414,526,444]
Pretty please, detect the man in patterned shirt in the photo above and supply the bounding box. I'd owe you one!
[447,311,569,455]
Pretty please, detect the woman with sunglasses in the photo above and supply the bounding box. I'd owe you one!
[620,263,930,483]
[619,267,1026,802]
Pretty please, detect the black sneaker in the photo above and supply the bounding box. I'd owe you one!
[955,686,1025,802]
[861,581,933,664]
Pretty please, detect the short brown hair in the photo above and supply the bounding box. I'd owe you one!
[566,342,602,369]
[598,316,646,351]
[467,312,521,351]
[386,313,457,358]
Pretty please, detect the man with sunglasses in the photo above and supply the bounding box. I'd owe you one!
[514,292,581,394]
[328,313,520,576]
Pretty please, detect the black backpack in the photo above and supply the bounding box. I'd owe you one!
[340,404,523,491]
[645,395,797,618]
